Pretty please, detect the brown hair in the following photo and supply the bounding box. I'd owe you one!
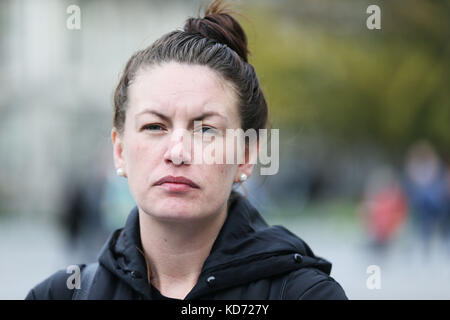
[113,0,269,202]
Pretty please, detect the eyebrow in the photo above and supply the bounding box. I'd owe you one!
[135,109,227,123]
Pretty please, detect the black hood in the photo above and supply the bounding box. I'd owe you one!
[97,194,332,299]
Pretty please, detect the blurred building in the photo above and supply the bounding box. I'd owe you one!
[0,0,200,218]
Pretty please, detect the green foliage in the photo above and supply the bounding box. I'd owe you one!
[240,1,449,158]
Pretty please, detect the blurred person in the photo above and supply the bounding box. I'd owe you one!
[60,170,81,239]
[444,161,450,255]
[25,0,346,300]
[403,140,449,257]
[359,167,408,254]
[59,149,110,263]
[60,174,87,259]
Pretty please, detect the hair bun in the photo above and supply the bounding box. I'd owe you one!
[184,0,249,62]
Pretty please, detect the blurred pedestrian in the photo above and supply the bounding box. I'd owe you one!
[360,167,408,254]
[59,148,110,263]
[404,140,448,257]
[443,161,450,256]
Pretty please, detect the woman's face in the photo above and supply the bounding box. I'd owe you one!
[112,62,254,222]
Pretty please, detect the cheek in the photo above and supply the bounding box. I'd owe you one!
[217,164,229,176]
[128,142,146,165]
[204,164,234,185]
[125,137,161,179]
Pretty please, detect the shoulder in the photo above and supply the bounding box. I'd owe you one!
[25,264,86,300]
[281,267,348,300]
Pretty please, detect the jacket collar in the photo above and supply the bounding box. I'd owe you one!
[98,206,152,298]
[186,193,332,298]
[98,193,332,299]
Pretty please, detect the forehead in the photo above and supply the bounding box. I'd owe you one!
[127,62,239,123]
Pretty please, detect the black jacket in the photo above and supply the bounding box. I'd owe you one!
[25,194,347,300]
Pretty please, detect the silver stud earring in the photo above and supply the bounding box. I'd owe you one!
[239,173,247,182]
[116,168,125,177]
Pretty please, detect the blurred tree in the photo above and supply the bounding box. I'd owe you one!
[239,0,449,159]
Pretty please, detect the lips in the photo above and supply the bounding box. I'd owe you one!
[153,175,199,189]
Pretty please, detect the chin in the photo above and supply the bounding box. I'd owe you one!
[143,197,203,221]
[159,211,200,222]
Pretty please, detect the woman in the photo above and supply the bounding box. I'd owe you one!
[26,0,347,300]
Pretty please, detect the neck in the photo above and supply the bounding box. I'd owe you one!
[138,203,227,299]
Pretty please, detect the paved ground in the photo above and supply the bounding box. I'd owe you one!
[1,214,449,300]
[277,216,450,299]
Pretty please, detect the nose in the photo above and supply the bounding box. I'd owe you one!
[163,128,192,165]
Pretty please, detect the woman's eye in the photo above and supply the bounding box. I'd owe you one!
[201,126,217,134]
[143,124,164,131]
[202,127,213,133]
[143,124,216,133]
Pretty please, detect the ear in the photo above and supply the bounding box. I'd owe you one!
[236,140,259,182]
[112,128,127,176]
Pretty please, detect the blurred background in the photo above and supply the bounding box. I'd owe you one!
[0,0,449,299]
